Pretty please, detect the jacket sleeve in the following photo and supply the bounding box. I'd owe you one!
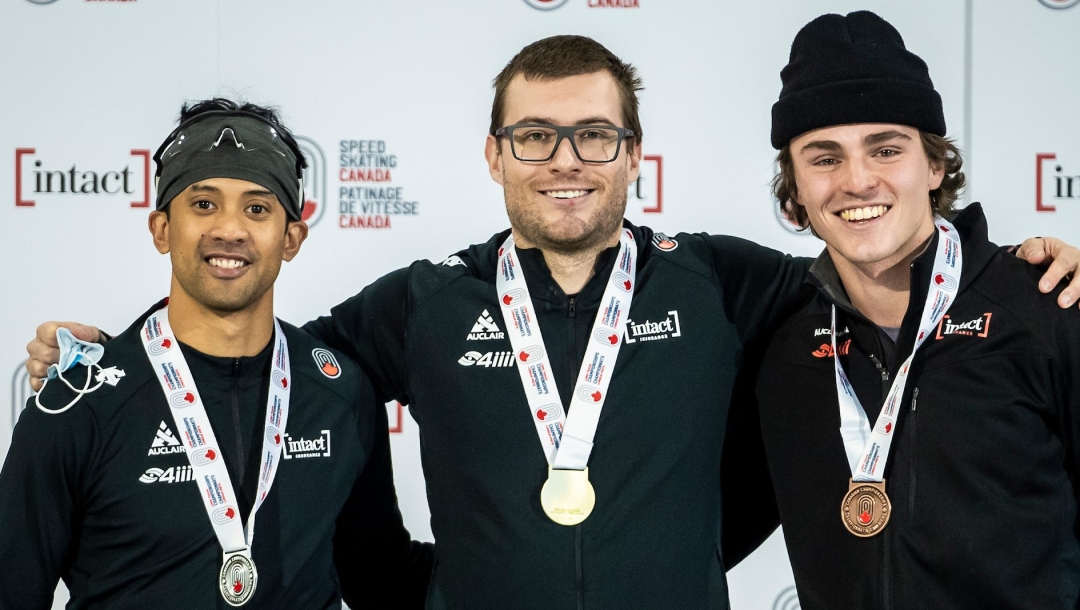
[0,381,97,610]
[303,268,411,404]
[705,234,813,345]
[1054,299,1080,480]
[334,372,433,609]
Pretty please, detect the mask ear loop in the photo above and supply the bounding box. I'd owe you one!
[34,355,105,415]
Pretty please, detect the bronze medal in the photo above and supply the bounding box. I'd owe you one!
[220,552,258,606]
[540,467,596,526]
[841,479,891,537]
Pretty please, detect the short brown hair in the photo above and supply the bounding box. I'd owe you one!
[772,132,966,233]
[490,35,643,150]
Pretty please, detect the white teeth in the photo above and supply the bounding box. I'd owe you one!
[209,258,245,269]
[546,190,589,199]
[839,205,889,222]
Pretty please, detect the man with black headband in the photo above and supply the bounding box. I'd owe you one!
[757,11,1080,609]
[22,40,1080,610]
[0,98,431,609]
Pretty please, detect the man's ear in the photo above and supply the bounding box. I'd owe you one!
[282,220,309,262]
[149,210,170,254]
[485,134,505,186]
[627,139,643,183]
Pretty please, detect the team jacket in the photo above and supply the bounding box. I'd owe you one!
[304,221,811,610]
[757,204,1080,609]
[0,301,432,610]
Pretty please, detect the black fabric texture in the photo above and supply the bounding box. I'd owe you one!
[303,221,814,609]
[757,204,1080,609]
[771,10,946,148]
[0,302,433,610]
[155,114,303,219]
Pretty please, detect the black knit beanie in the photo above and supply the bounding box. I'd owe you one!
[771,11,946,149]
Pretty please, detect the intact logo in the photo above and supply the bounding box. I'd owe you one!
[282,430,331,459]
[624,310,681,343]
[1038,0,1079,8]
[15,148,151,208]
[458,351,515,368]
[139,465,195,484]
[935,313,992,339]
[523,0,569,9]
[148,420,184,456]
[311,348,341,379]
[467,310,505,341]
[1036,153,1080,212]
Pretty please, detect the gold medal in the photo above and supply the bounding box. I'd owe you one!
[540,467,596,526]
[841,479,891,537]
[220,552,258,606]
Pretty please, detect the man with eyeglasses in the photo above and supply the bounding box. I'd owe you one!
[24,35,1080,610]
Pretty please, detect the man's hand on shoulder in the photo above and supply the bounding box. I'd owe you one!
[1016,236,1080,309]
[26,321,103,392]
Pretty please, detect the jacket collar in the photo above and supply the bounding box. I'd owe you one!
[808,203,999,337]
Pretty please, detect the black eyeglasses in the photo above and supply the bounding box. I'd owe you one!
[494,123,635,163]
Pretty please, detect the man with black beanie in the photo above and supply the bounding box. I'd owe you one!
[759,11,1080,609]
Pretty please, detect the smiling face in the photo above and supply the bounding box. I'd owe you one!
[791,123,945,273]
[149,177,307,314]
[485,71,641,254]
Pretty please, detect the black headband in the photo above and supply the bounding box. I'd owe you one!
[153,110,306,220]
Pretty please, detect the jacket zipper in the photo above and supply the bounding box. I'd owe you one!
[908,387,919,525]
[229,358,245,515]
[566,295,585,610]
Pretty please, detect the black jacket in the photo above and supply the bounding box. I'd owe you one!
[305,222,811,610]
[757,204,1080,609]
[0,302,432,610]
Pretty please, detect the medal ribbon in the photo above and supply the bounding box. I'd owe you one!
[833,219,962,482]
[496,229,636,470]
[140,305,290,556]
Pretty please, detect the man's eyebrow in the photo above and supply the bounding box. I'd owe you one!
[243,188,276,198]
[799,139,843,154]
[515,116,618,126]
[187,183,276,199]
[864,130,913,146]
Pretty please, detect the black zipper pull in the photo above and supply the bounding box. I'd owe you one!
[568,296,576,318]
[869,354,890,382]
[911,387,919,411]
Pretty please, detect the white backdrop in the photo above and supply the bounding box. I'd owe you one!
[1,0,1078,608]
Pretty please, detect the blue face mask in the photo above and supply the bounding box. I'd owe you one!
[36,328,110,414]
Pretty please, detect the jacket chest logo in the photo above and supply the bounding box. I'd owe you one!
[466,309,505,341]
[935,313,993,339]
[624,310,682,344]
[282,430,332,459]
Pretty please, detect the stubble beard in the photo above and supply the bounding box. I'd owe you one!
[503,170,629,256]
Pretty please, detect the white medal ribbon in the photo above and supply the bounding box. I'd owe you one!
[834,219,962,482]
[140,305,290,560]
[496,229,636,470]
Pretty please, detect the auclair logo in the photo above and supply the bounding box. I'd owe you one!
[624,310,681,344]
[523,0,569,9]
[15,148,151,208]
[458,351,515,368]
[1036,153,1080,212]
[1038,0,1079,8]
[147,420,184,456]
[311,348,341,379]
[296,136,328,227]
[935,313,992,339]
[467,310,505,341]
[282,430,331,459]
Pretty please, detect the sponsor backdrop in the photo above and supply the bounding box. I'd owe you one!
[1,0,1077,607]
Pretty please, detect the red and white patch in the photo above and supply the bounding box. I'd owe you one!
[311,348,341,379]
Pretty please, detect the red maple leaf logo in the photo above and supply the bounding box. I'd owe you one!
[591,391,602,402]
[184,392,195,403]
[519,351,529,362]
[535,409,546,421]
[206,449,217,461]
[234,579,243,594]
[225,507,235,519]
[162,338,172,349]
[502,294,513,306]
[859,510,872,525]
[884,423,892,434]
[273,434,281,444]
[607,334,618,345]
